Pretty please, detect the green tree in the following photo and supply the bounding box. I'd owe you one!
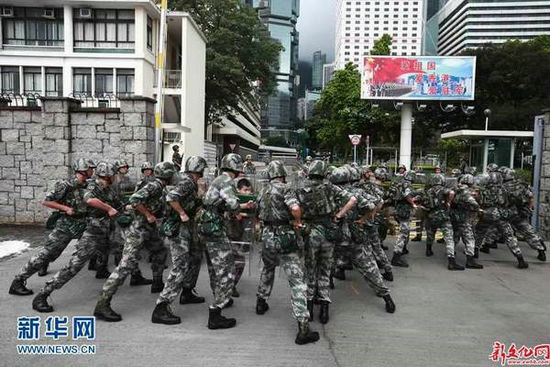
[370,34,393,55]
[168,0,282,124]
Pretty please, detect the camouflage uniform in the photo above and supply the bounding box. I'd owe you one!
[256,179,309,322]
[389,175,415,255]
[15,178,88,282]
[198,171,240,309]
[451,181,480,257]
[243,156,256,175]
[422,181,456,258]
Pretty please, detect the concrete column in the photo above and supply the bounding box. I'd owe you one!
[134,7,146,58]
[41,66,46,96]
[483,138,489,172]
[19,66,23,94]
[63,5,73,55]
[63,66,72,97]
[399,103,413,169]
[91,68,95,98]
[510,138,516,169]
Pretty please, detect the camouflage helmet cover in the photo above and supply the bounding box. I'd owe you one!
[185,156,207,174]
[398,164,407,171]
[221,153,244,173]
[95,161,117,178]
[486,163,499,173]
[458,173,475,186]
[72,158,89,172]
[308,160,326,177]
[305,155,313,162]
[154,162,176,179]
[245,154,252,161]
[349,166,362,182]
[451,168,462,176]
[374,167,388,180]
[87,159,97,168]
[430,173,446,186]
[488,171,503,185]
[404,170,416,182]
[267,160,287,179]
[140,161,154,171]
[329,166,350,184]
[502,167,515,182]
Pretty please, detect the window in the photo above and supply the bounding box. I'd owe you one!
[1,67,20,93]
[73,9,135,49]
[95,68,113,97]
[73,68,91,96]
[117,69,134,96]
[45,67,62,96]
[147,16,153,50]
[24,67,42,94]
[2,7,64,46]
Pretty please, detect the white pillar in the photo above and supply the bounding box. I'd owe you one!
[483,138,489,172]
[41,66,46,96]
[63,5,73,55]
[19,66,23,94]
[399,103,413,169]
[510,138,516,169]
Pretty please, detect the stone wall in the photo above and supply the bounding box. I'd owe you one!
[539,111,550,240]
[0,97,155,224]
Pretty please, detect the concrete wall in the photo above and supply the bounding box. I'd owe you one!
[539,112,550,240]
[0,96,155,224]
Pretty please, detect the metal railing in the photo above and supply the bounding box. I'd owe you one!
[153,70,182,88]
[69,93,121,108]
[0,93,42,107]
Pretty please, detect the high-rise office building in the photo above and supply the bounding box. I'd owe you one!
[334,0,425,70]
[248,0,300,141]
[312,50,326,90]
[322,62,336,89]
[425,0,550,56]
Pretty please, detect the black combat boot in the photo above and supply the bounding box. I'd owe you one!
[466,255,483,269]
[333,268,346,280]
[9,279,33,296]
[425,243,434,257]
[95,266,110,279]
[151,302,181,325]
[383,294,396,313]
[411,234,422,242]
[516,255,529,269]
[402,244,409,255]
[329,274,335,289]
[382,271,394,282]
[474,247,480,259]
[447,257,465,271]
[256,297,269,315]
[179,288,205,304]
[295,322,320,345]
[94,297,122,322]
[151,275,164,293]
[207,307,236,330]
[537,250,546,262]
[88,254,98,271]
[32,293,53,312]
[307,300,314,321]
[130,272,153,286]
[391,253,409,268]
[232,287,240,298]
[37,263,49,277]
[319,301,330,324]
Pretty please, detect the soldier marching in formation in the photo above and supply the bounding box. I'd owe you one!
[7,152,547,345]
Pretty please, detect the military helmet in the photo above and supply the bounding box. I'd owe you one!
[329,166,350,185]
[451,168,462,176]
[185,156,207,174]
[398,164,406,171]
[245,154,252,161]
[464,166,477,175]
[95,161,117,178]
[221,153,244,173]
[308,160,326,177]
[267,160,287,180]
[458,174,475,186]
[488,171,503,186]
[72,158,89,173]
[404,170,416,182]
[87,159,97,168]
[502,167,515,182]
[305,156,313,163]
[486,163,499,173]
[374,167,387,181]
[431,173,446,186]
[115,159,129,170]
[154,162,176,179]
[349,166,362,182]
[140,161,154,172]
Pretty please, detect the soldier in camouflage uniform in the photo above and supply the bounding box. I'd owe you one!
[502,168,546,262]
[389,170,418,267]
[475,171,529,269]
[151,156,207,325]
[373,168,391,248]
[421,174,465,270]
[243,154,256,175]
[412,166,441,242]
[31,162,121,312]
[296,160,358,323]
[254,160,320,345]
[198,153,254,329]
[9,159,90,296]
[93,162,173,322]
[172,145,183,171]
[135,161,155,192]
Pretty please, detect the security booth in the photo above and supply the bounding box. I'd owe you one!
[440,129,534,172]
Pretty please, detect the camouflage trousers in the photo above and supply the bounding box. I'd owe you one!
[510,217,545,251]
[257,225,309,323]
[426,220,455,258]
[365,224,392,272]
[475,216,521,256]
[41,218,114,296]
[333,241,351,269]
[203,233,235,309]
[157,223,193,305]
[232,243,246,287]
[304,223,333,302]
[414,208,427,237]
[452,221,476,257]
[393,217,410,254]
[98,219,168,302]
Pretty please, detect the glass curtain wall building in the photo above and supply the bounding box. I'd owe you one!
[312,50,326,90]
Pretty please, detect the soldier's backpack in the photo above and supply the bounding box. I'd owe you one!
[296,182,331,218]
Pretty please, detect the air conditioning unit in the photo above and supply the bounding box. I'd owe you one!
[79,8,92,18]
[42,8,55,19]
[1,7,13,17]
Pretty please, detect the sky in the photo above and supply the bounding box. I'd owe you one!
[296,0,336,63]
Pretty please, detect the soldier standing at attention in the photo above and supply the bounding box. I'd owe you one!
[198,153,254,330]
[9,159,90,296]
[151,156,207,325]
[93,162,173,322]
[31,162,120,312]
[243,155,256,175]
[255,161,320,345]
[172,145,183,172]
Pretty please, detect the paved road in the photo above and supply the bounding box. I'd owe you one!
[0,226,549,367]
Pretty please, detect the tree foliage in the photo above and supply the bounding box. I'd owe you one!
[168,0,282,124]
[370,34,393,55]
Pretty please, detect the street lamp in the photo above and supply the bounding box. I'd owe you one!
[484,108,491,131]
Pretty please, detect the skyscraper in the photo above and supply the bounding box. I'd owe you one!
[312,51,326,90]
[249,0,300,142]
[334,0,425,70]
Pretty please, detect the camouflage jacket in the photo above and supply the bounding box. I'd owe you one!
[296,178,353,220]
[172,152,182,169]
[243,162,256,175]
[256,180,299,224]
[45,177,89,219]
[134,176,156,192]
[84,180,122,219]
[347,182,380,222]
[389,178,414,219]
[198,172,240,237]
[161,173,201,237]
[129,178,167,220]
[421,185,453,223]
[451,185,480,223]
